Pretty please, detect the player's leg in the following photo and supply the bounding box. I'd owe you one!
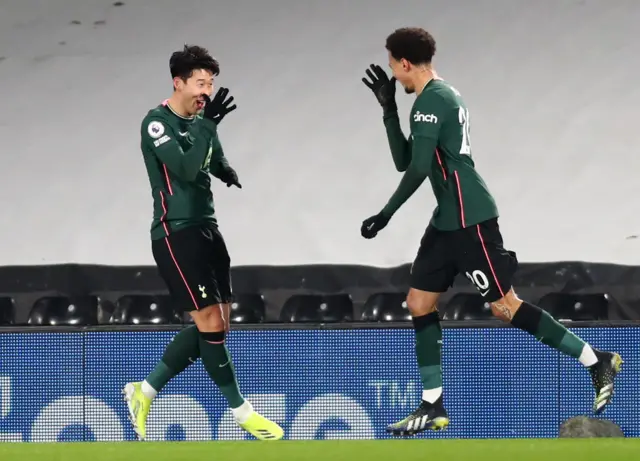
[387,226,453,436]
[213,239,232,334]
[457,218,622,414]
[123,227,208,440]
[142,230,205,398]
[143,325,200,397]
[199,225,283,440]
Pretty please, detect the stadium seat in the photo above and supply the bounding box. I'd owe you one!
[110,295,181,325]
[0,297,15,325]
[361,292,411,322]
[28,296,99,326]
[441,293,493,320]
[279,294,353,323]
[229,294,266,324]
[537,293,609,321]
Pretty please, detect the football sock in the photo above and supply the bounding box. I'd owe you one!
[199,332,245,409]
[422,387,443,404]
[145,325,200,394]
[232,400,254,424]
[511,301,597,365]
[412,312,444,394]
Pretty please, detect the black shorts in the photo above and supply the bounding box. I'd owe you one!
[151,224,233,310]
[410,218,518,302]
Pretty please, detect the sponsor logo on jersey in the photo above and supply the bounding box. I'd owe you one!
[413,111,438,123]
[153,135,171,147]
[147,121,165,139]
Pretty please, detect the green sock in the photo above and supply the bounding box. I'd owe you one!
[412,312,443,390]
[199,333,245,408]
[146,325,200,392]
[511,302,586,359]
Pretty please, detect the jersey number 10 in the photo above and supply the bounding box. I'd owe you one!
[458,107,471,156]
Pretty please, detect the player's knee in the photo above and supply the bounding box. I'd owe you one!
[199,330,225,344]
[190,304,226,332]
[489,289,522,322]
[406,289,439,317]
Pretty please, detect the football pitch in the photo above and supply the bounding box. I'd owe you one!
[1,439,638,461]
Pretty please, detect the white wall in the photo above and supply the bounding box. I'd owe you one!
[0,0,638,266]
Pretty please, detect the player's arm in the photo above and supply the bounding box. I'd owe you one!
[208,132,242,188]
[143,117,217,182]
[381,95,445,217]
[208,133,230,176]
[381,136,436,216]
[383,113,412,172]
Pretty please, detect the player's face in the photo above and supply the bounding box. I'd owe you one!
[388,53,415,94]
[175,69,214,116]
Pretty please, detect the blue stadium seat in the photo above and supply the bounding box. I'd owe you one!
[110,295,181,325]
[361,292,411,322]
[441,293,493,320]
[0,297,15,325]
[280,294,353,323]
[229,294,266,324]
[537,293,609,321]
[28,296,99,326]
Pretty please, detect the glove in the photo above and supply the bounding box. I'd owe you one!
[361,64,397,114]
[361,211,391,239]
[217,164,242,188]
[202,87,237,125]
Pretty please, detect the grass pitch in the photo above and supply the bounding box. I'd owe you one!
[1,439,638,461]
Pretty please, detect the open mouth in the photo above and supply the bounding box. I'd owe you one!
[196,99,205,110]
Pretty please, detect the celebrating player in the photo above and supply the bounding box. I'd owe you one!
[123,44,283,441]
[360,28,623,436]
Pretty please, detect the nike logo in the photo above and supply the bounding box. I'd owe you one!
[480,289,490,296]
[178,131,189,137]
[219,359,230,368]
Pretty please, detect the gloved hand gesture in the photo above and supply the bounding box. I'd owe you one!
[362,64,397,114]
[202,87,237,125]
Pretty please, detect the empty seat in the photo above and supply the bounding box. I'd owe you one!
[441,293,493,320]
[361,293,411,322]
[537,293,609,321]
[28,296,99,326]
[96,299,116,325]
[230,294,266,324]
[0,297,15,325]
[110,295,181,325]
[280,294,353,323]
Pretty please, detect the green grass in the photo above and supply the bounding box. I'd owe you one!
[1,439,638,461]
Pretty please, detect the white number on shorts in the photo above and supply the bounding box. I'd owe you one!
[465,270,490,296]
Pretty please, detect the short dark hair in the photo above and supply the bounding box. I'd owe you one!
[385,28,436,65]
[169,44,220,81]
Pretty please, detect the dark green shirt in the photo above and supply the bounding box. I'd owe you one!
[382,79,499,230]
[140,103,231,240]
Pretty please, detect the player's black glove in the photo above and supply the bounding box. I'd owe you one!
[217,164,242,189]
[202,87,237,125]
[362,64,397,115]
[361,211,391,239]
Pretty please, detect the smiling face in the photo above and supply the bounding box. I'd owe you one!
[168,45,220,116]
[174,68,214,116]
